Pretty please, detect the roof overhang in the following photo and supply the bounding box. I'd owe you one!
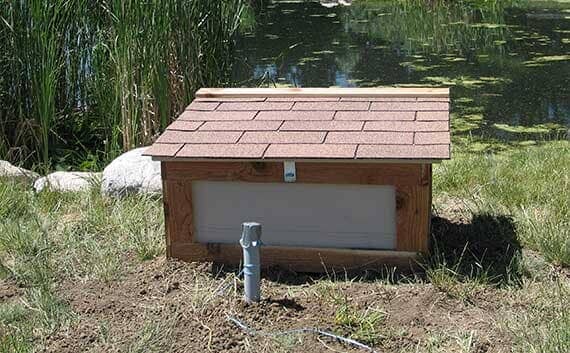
[151,157,445,163]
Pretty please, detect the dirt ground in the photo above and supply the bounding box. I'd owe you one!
[34,256,519,353]
[3,203,559,352]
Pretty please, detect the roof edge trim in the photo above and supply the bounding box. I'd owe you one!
[196,87,450,99]
[150,156,448,163]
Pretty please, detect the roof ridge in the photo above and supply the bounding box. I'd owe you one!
[196,87,450,99]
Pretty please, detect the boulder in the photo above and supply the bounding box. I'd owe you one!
[0,160,40,185]
[34,171,101,193]
[101,147,162,197]
[320,0,352,8]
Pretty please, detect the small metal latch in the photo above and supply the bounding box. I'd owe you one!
[284,160,296,182]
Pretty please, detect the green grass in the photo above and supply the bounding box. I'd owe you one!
[420,141,569,351]
[507,278,570,353]
[418,141,568,311]
[0,179,164,351]
[126,320,176,353]
[434,140,570,267]
[334,299,386,345]
[0,141,569,352]
[315,278,386,345]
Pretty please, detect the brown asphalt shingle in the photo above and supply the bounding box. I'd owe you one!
[325,132,414,145]
[334,111,415,121]
[186,101,219,111]
[200,120,282,131]
[217,102,293,111]
[293,101,370,111]
[416,111,450,121]
[280,120,364,131]
[165,120,204,131]
[144,143,183,157]
[178,111,257,121]
[156,131,242,144]
[177,144,268,158]
[265,144,357,159]
[414,132,452,145]
[369,101,449,111]
[256,111,335,121]
[239,131,326,144]
[364,121,448,131]
[145,88,451,160]
[357,144,450,159]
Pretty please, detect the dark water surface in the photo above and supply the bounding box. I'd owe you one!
[233,0,570,150]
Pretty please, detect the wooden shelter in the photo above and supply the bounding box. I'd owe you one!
[145,88,451,272]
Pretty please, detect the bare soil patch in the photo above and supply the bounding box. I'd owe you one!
[42,256,515,353]
[0,278,23,303]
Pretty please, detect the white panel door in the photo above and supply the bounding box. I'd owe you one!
[192,181,396,250]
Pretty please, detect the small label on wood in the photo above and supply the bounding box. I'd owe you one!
[284,161,296,182]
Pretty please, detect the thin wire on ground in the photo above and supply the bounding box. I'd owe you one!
[227,315,380,353]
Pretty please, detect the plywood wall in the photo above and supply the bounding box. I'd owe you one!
[192,181,397,249]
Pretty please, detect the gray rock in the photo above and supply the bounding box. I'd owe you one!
[34,171,101,193]
[101,147,162,197]
[0,160,40,184]
[320,0,352,8]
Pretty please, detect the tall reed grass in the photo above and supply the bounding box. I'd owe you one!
[0,0,245,170]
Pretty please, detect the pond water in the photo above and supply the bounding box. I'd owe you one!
[232,0,570,151]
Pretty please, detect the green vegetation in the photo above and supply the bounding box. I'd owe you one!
[0,0,245,171]
[0,180,163,350]
[1,142,568,352]
[333,297,386,345]
[434,141,569,267]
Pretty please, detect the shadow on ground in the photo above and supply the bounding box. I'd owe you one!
[427,213,522,285]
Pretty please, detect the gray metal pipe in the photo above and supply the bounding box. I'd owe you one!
[240,222,262,303]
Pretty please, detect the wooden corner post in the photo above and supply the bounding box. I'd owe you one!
[162,161,194,257]
[395,164,431,252]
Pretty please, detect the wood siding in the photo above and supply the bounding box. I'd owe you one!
[161,161,431,271]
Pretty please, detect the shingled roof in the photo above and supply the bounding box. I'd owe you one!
[144,88,451,161]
